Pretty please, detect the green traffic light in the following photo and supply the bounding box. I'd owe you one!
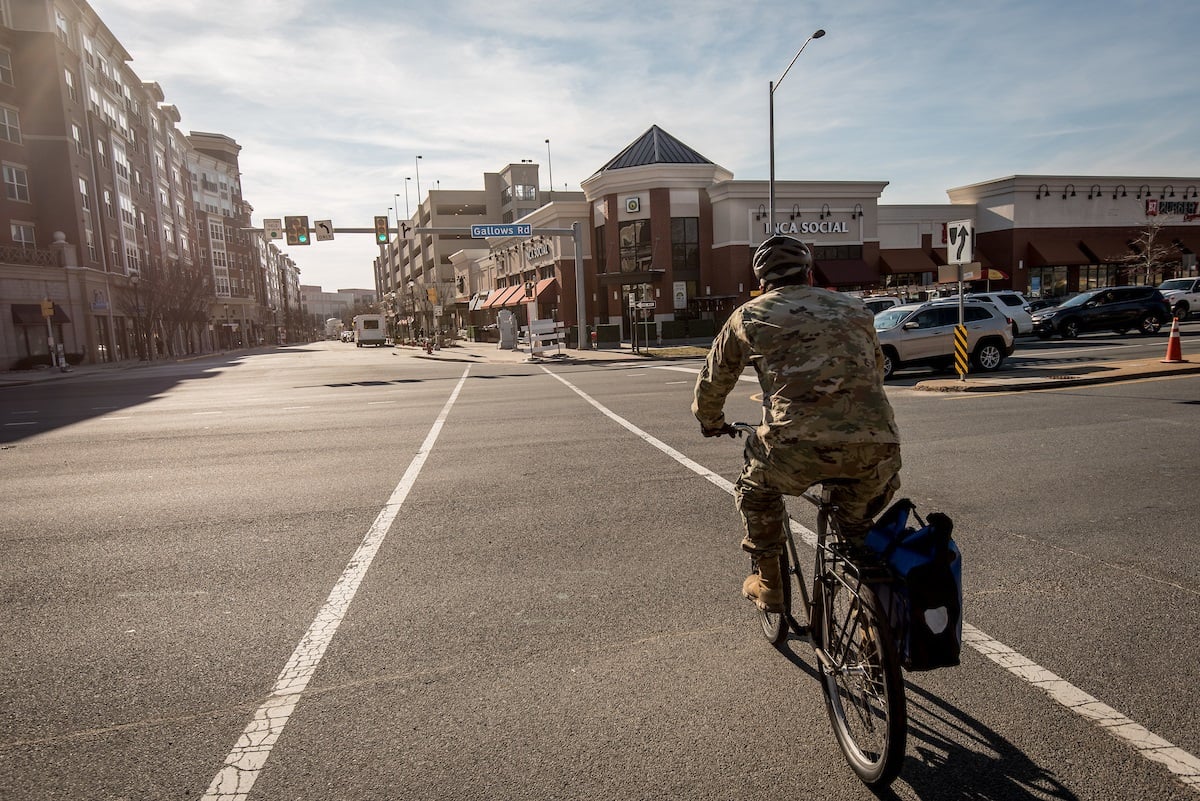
[299,234,308,243]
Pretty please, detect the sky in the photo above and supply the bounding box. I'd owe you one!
[91,0,1200,292]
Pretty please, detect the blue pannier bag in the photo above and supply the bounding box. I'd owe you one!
[864,499,962,672]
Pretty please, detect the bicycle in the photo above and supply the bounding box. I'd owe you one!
[730,422,907,788]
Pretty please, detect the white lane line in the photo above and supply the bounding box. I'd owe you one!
[652,365,758,383]
[540,366,1200,793]
[193,411,224,416]
[101,416,132,421]
[366,401,395,405]
[281,406,311,411]
[3,421,37,427]
[201,366,471,801]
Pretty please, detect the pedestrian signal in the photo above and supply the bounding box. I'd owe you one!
[374,216,389,244]
[284,215,310,245]
[41,299,55,317]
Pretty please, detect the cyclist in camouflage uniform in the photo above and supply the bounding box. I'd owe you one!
[692,235,902,612]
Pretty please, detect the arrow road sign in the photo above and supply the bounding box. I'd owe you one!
[947,219,974,265]
[314,220,335,241]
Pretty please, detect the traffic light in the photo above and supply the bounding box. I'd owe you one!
[373,215,389,244]
[41,298,55,317]
[284,215,310,246]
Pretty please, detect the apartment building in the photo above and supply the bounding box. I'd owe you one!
[0,1,301,370]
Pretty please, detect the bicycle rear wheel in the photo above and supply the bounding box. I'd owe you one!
[817,575,906,787]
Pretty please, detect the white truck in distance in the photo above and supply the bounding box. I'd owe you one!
[353,314,387,347]
[1158,277,1200,320]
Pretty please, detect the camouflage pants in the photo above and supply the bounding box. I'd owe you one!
[735,436,902,556]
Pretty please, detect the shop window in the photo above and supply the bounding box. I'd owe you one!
[671,217,700,272]
[594,225,607,273]
[619,219,652,273]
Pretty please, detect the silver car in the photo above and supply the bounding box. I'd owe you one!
[874,299,1015,379]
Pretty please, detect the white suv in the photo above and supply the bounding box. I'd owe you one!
[944,291,1033,336]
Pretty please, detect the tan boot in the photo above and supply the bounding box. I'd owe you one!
[743,555,784,612]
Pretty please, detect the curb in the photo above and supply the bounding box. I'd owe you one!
[914,361,1200,392]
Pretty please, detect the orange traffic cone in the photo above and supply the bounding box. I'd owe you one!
[1161,317,1186,363]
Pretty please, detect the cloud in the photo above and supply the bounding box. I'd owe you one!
[89,0,1200,289]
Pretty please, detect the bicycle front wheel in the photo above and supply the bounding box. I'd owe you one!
[817,577,906,787]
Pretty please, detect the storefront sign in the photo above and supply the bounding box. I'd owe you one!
[762,220,849,235]
[1146,198,1199,217]
[673,281,688,309]
[525,242,551,260]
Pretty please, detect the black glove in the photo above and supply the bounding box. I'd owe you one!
[702,424,740,438]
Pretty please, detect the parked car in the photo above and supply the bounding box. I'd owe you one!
[1026,297,1063,313]
[1156,277,1200,320]
[862,295,903,315]
[941,291,1033,336]
[1030,286,1171,339]
[874,298,1015,379]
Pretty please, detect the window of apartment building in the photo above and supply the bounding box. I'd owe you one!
[618,219,652,273]
[594,225,607,273]
[212,249,227,268]
[4,164,29,202]
[113,143,129,179]
[0,50,13,85]
[118,195,133,226]
[109,239,120,269]
[96,139,106,167]
[215,275,230,295]
[72,124,83,154]
[84,226,96,260]
[64,69,78,102]
[55,9,70,44]
[87,86,99,115]
[82,34,94,66]
[0,106,21,144]
[79,177,90,210]
[671,217,700,273]
[12,222,35,248]
[103,189,114,218]
[138,210,148,236]
[125,245,140,274]
[163,221,174,244]
[209,220,224,241]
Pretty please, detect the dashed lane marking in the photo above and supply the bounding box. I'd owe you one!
[542,366,1200,794]
[200,367,472,801]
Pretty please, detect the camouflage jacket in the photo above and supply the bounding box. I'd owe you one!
[692,285,900,448]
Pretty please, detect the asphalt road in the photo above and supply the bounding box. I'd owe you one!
[1,342,1198,800]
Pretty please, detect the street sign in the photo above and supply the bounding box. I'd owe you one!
[41,299,54,317]
[314,220,334,241]
[947,219,974,265]
[263,218,283,240]
[635,301,656,309]
[470,223,532,238]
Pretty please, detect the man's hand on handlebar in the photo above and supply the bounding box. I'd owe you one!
[702,423,742,438]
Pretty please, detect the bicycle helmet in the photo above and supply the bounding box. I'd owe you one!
[752,235,813,284]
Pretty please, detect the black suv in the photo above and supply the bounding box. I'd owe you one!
[1030,286,1171,339]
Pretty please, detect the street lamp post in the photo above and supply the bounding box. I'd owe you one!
[768,28,825,232]
[545,138,554,204]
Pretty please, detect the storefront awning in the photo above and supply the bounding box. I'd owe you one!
[1028,240,1090,266]
[481,285,520,309]
[814,259,878,286]
[530,277,557,303]
[11,303,71,325]
[879,249,937,274]
[1080,237,1134,263]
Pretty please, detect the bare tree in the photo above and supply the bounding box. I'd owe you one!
[1119,215,1181,285]
[159,260,214,356]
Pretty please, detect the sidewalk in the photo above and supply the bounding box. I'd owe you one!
[912,357,1200,392]
[400,339,654,364]
[0,346,271,389]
